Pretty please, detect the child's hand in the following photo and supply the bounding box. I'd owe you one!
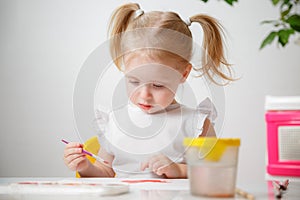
[140,154,186,178]
[63,142,89,172]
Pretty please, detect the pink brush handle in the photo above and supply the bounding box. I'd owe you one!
[61,139,108,164]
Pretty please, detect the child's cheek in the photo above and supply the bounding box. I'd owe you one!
[158,90,175,107]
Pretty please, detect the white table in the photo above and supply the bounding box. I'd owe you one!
[0,177,299,200]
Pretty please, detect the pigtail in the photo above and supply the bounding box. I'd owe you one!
[108,3,141,69]
[190,15,234,84]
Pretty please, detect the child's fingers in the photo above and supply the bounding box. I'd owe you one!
[156,165,169,176]
[62,141,87,171]
[63,149,83,164]
[63,146,86,167]
[140,162,149,171]
[147,155,162,169]
[66,142,83,149]
[152,160,165,171]
[140,159,152,171]
[63,144,83,158]
[68,155,86,171]
[152,156,171,169]
[141,154,170,171]
[65,152,85,165]
[64,147,83,156]
[140,159,161,171]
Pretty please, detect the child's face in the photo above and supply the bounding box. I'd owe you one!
[124,54,190,114]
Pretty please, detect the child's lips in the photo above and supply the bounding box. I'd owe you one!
[138,103,152,110]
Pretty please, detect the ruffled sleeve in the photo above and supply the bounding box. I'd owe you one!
[196,97,217,125]
[93,108,113,155]
[183,97,217,138]
[94,109,109,134]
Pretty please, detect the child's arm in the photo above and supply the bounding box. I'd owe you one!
[77,147,115,177]
[63,142,115,177]
[140,118,216,178]
[200,118,216,137]
[140,154,187,178]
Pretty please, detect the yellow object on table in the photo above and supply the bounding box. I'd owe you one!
[76,136,100,178]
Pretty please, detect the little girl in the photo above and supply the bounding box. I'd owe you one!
[63,3,233,178]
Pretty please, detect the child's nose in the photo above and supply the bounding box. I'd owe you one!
[139,84,152,99]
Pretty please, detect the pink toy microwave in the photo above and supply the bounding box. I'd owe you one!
[265,96,300,177]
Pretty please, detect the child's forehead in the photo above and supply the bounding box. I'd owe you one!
[124,52,181,70]
[124,62,183,84]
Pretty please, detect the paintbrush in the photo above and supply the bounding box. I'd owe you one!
[61,139,109,165]
[235,188,255,200]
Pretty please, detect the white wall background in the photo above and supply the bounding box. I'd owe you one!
[0,0,299,188]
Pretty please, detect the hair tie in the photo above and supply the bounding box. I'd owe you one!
[134,9,144,19]
[184,17,192,26]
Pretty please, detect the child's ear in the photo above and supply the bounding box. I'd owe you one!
[180,64,192,83]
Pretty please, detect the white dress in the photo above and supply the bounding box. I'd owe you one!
[95,97,217,178]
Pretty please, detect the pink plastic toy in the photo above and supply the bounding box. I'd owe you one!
[265,96,300,177]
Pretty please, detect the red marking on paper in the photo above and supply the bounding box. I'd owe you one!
[17,182,39,185]
[121,179,169,184]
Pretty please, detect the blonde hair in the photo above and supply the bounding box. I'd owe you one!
[108,3,234,84]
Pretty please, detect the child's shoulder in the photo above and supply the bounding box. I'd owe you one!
[177,97,217,121]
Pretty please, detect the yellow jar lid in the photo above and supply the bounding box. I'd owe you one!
[183,137,240,147]
[183,137,240,161]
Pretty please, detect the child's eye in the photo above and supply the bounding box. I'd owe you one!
[128,80,140,85]
[152,83,164,88]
